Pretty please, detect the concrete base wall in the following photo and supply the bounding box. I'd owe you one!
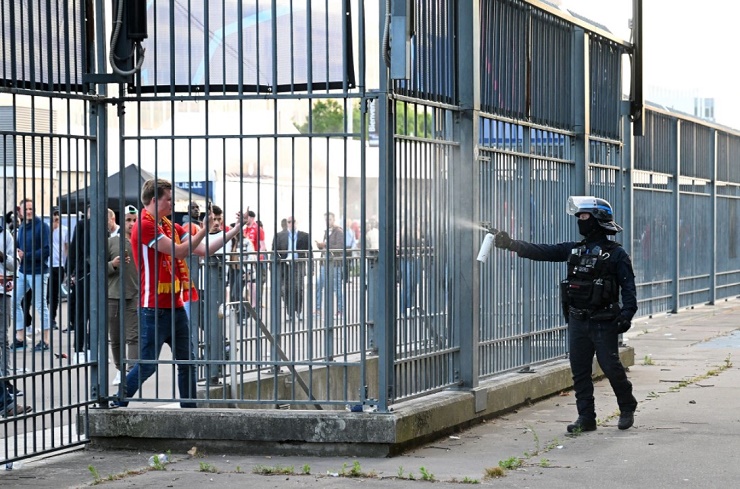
[86,346,633,457]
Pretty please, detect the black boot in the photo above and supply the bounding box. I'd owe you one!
[567,416,597,433]
[618,411,634,430]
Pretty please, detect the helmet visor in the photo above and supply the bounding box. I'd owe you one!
[567,196,599,216]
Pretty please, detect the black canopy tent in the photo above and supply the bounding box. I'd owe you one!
[56,164,203,215]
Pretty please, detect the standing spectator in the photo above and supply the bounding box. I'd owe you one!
[67,204,91,363]
[48,207,68,331]
[182,201,202,234]
[1,219,31,416]
[107,205,140,386]
[366,217,379,250]
[315,212,347,318]
[117,179,247,408]
[349,220,361,249]
[182,202,203,321]
[181,201,203,321]
[12,199,51,351]
[273,216,311,321]
[209,205,228,234]
[242,211,266,307]
[242,210,264,250]
[107,208,120,237]
[233,230,257,306]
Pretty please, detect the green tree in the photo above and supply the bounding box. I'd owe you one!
[351,100,434,140]
[295,99,345,134]
[395,102,433,137]
[298,99,434,140]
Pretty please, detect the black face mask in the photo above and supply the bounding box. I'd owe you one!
[577,217,600,237]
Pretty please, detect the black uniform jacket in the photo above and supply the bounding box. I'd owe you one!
[509,236,638,321]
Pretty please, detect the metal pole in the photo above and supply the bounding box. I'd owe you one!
[454,0,481,389]
[90,0,109,405]
[376,0,396,413]
[204,257,225,385]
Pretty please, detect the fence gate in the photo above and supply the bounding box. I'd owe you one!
[1,0,106,465]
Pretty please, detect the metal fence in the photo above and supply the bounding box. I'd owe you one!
[3,0,740,467]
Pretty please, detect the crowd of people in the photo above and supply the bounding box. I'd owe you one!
[1,179,377,413]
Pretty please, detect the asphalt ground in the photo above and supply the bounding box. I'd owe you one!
[3,299,740,488]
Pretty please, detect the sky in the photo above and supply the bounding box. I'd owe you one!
[562,0,740,130]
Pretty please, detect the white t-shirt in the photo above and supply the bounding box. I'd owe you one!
[51,225,69,268]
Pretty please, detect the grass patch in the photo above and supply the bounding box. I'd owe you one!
[88,465,101,484]
[419,466,435,481]
[252,464,295,475]
[668,356,734,392]
[338,460,377,478]
[483,466,505,479]
[199,462,218,473]
[498,456,523,470]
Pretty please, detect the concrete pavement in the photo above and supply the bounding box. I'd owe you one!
[3,299,740,488]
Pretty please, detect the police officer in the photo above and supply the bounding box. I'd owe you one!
[493,196,637,432]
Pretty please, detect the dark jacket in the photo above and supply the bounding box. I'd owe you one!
[273,230,311,259]
[17,216,51,274]
[273,229,311,275]
[509,235,638,321]
[107,235,138,300]
[68,218,90,280]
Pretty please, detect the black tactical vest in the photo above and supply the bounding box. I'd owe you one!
[561,241,620,316]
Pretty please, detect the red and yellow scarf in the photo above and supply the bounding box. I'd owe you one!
[143,210,199,302]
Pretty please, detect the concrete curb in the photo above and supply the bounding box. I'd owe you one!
[86,347,633,456]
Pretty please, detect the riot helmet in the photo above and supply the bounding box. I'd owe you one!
[566,196,622,234]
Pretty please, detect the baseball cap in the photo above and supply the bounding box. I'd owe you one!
[125,205,138,214]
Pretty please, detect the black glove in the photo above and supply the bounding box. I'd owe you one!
[494,231,512,250]
[616,316,631,334]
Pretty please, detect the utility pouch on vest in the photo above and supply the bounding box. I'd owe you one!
[590,278,605,307]
[565,243,619,310]
[590,302,621,322]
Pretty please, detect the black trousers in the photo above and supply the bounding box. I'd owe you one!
[280,263,304,315]
[69,274,90,352]
[48,266,65,324]
[568,315,637,419]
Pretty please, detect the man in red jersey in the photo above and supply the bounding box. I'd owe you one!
[117,179,247,408]
[242,210,263,251]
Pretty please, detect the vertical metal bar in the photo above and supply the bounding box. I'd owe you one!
[454,0,479,389]
[671,119,681,312]
[89,0,108,405]
[521,125,531,366]
[710,129,717,305]
[572,28,587,195]
[621,101,634,256]
[376,0,395,413]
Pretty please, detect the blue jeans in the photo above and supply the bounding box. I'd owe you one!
[14,272,50,332]
[315,262,343,313]
[568,316,637,419]
[121,307,197,408]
